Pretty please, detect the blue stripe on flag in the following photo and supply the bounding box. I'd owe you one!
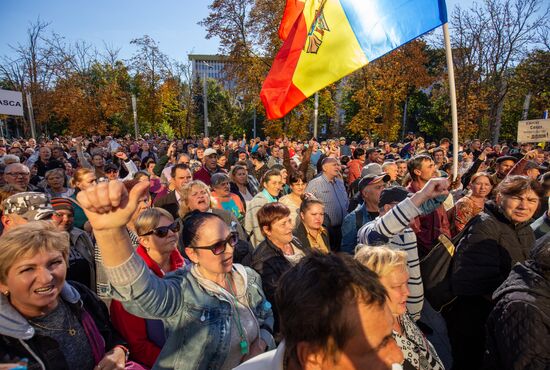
[339,0,448,61]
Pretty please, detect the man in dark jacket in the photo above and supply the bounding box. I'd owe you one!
[485,234,550,369]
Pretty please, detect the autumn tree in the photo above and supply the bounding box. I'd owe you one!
[345,41,433,141]
[450,0,549,143]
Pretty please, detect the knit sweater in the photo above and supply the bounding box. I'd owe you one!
[357,198,424,321]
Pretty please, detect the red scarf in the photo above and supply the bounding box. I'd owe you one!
[136,245,185,277]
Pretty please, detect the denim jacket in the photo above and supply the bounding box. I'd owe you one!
[105,254,275,370]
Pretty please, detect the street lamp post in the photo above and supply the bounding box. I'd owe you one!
[202,61,212,137]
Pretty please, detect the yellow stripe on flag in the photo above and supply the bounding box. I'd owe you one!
[292,0,368,97]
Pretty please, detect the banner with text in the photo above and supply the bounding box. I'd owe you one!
[0,89,24,116]
[517,119,550,143]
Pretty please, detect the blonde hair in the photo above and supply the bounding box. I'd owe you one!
[354,245,408,277]
[70,168,95,189]
[135,207,175,237]
[178,180,212,218]
[0,221,69,283]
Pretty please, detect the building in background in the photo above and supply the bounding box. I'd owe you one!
[188,54,235,90]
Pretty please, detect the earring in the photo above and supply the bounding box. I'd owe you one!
[2,290,8,296]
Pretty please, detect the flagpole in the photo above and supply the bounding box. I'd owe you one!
[443,22,459,180]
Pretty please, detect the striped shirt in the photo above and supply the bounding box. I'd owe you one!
[305,174,349,226]
[357,197,424,321]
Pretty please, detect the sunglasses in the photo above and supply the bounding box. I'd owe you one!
[140,221,180,238]
[190,232,238,255]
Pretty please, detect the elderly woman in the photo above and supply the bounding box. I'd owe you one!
[451,172,493,235]
[77,181,275,369]
[44,168,75,198]
[279,171,307,226]
[448,175,543,368]
[178,180,246,241]
[244,170,283,247]
[293,196,330,254]
[0,221,132,370]
[250,202,310,332]
[211,173,245,224]
[356,246,444,370]
[110,208,185,368]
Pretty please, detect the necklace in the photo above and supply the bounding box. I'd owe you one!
[225,274,249,356]
[28,303,77,336]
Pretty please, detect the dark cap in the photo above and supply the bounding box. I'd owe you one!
[496,155,518,164]
[358,173,390,192]
[378,186,410,208]
[365,148,381,156]
[104,163,119,172]
[524,160,547,171]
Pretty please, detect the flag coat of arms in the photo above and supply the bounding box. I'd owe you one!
[261,0,448,119]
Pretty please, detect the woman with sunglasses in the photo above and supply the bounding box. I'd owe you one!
[110,208,185,368]
[77,181,275,370]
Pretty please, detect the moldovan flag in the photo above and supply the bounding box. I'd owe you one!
[261,0,448,119]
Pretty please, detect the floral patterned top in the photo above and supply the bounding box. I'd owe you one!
[452,195,484,236]
[393,314,445,370]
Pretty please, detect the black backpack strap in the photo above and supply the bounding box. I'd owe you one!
[355,210,363,231]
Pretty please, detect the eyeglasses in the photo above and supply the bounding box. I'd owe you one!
[140,221,180,238]
[190,232,238,255]
[5,172,30,177]
[105,169,118,174]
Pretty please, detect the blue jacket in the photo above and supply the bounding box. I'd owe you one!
[341,204,373,254]
[106,256,274,370]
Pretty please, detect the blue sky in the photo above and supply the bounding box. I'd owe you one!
[1,0,470,63]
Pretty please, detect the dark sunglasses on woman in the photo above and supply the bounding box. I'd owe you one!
[140,221,180,238]
[190,232,239,255]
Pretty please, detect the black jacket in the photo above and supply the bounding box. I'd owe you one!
[484,261,550,369]
[0,281,126,370]
[293,222,330,252]
[250,237,310,333]
[446,201,536,368]
[452,201,535,297]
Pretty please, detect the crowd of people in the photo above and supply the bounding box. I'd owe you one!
[0,133,548,370]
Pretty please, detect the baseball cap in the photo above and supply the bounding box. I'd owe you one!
[378,186,410,208]
[2,192,55,221]
[365,148,381,156]
[204,148,218,157]
[358,173,390,192]
[360,163,384,178]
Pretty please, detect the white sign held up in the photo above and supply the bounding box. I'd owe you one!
[517,119,550,143]
[0,89,24,116]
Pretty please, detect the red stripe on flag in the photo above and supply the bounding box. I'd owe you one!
[261,13,308,119]
[278,0,306,41]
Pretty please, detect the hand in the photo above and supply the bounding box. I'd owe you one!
[478,146,492,161]
[449,174,462,190]
[525,149,538,160]
[167,143,176,157]
[114,151,128,161]
[412,178,450,207]
[94,347,126,370]
[77,180,150,231]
